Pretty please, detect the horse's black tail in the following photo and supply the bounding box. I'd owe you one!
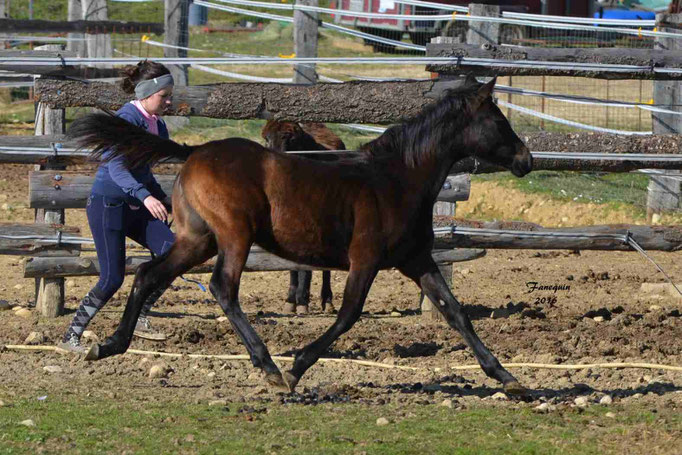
[67,113,196,168]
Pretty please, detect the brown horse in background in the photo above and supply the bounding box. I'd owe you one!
[68,78,532,394]
[261,120,348,315]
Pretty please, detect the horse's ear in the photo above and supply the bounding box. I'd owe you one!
[470,77,496,111]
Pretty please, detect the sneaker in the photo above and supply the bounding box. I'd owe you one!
[57,332,88,355]
[133,316,167,341]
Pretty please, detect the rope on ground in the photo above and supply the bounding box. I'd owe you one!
[5,345,682,372]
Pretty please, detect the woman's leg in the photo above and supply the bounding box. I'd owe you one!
[125,212,176,340]
[61,196,127,351]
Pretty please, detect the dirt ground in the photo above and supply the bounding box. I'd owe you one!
[1,162,682,415]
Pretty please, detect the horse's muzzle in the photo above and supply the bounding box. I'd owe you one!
[511,145,532,177]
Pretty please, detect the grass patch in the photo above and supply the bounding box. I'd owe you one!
[474,171,652,217]
[0,395,680,454]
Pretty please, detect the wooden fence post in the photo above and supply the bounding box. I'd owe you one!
[67,0,86,57]
[0,0,9,48]
[82,0,112,66]
[293,0,318,84]
[164,0,190,130]
[34,96,66,317]
[648,12,682,222]
[164,0,189,86]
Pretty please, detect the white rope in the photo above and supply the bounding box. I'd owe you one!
[4,35,90,42]
[392,0,467,13]
[208,0,679,39]
[497,100,653,136]
[191,63,294,82]
[503,11,656,27]
[195,0,427,51]
[394,0,658,27]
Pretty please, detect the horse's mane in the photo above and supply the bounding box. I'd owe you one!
[358,83,477,168]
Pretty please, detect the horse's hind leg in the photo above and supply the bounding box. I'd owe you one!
[86,235,215,361]
[212,236,287,390]
[399,255,524,395]
[320,271,334,313]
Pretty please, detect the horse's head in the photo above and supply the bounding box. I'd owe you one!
[461,78,532,177]
[261,120,308,153]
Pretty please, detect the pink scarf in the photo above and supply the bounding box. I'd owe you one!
[131,100,159,136]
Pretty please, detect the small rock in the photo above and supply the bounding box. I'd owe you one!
[247,372,260,381]
[216,316,228,323]
[376,417,390,426]
[574,396,589,407]
[15,308,31,319]
[207,372,216,378]
[0,300,10,311]
[390,311,402,317]
[459,268,471,276]
[82,331,99,342]
[149,364,169,379]
[651,213,662,225]
[441,399,453,408]
[534,403,550,413]
[593,316,604,323]
[605,412,616,418]
[13,284,22,290]
[66,280,76,288]
[19,419,35,427]
[491,392,508,401]
[649,305,662,312]
[184,434,195,443]
[208,399,228,407]
[1,203,11,211]
[0,399,6,407]
[630,393,644,400]
[24,331,44,345]
[43,366,62,374]
[599,395,613,405]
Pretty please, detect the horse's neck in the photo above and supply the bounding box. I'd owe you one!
[397,119,466,203]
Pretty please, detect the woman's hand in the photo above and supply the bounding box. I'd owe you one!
[143,195,168,222]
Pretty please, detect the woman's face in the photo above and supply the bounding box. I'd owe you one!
[143,86,173,115]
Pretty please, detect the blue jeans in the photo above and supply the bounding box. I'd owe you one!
[87,194,175,304]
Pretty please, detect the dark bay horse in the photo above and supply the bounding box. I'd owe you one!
[68,78,532,394]
[261,120,348,314]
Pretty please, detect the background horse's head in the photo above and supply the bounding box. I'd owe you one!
[461,78,532,177]
[262,120,320,153]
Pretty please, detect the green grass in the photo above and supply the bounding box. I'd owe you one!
[474,171,652,215]
[1,395,680,454]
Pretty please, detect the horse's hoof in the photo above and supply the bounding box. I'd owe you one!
[84,344,100,361]
[284,303,296,314]
[503,381,527,396]
[265,372,289,392]
[295,305,309,315]
[282,370,299,393]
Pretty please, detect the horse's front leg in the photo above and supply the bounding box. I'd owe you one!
[294,270,312,314]
[283,266,377,392]
[320,271,334,313]
[285,270,298,313]
[400,255,525,395]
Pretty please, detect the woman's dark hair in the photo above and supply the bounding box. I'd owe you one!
[120,60,171,94]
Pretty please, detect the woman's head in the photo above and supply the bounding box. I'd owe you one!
[121,60,174,115]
